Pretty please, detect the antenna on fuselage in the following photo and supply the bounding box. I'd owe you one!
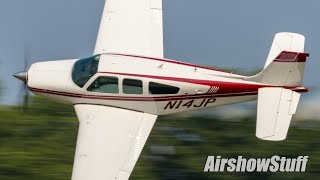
[158,63,165,69]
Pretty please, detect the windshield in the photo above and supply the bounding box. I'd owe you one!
[72,55,100,88]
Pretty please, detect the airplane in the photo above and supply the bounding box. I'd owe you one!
[13,0,309,179]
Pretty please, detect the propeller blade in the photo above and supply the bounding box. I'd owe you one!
[23,44,31,108]
[13,43,32,109]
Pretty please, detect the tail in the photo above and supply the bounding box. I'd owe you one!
[246,32,309,86]
[247,33,310,141]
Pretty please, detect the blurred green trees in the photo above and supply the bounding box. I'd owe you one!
[0,96,319,180]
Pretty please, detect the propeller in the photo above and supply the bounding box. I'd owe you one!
[13,45,30,109]
[0,56,3,94]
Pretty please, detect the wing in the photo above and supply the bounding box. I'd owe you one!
[72,104,157,180]
[94,0,164,58]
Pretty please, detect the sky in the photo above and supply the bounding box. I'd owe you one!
[0,0,319,104]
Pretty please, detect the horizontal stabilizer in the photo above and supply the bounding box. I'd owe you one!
[256,88,300,141]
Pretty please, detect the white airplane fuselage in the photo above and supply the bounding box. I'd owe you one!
[27,53,306,115]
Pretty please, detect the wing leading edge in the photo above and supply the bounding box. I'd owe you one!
[94,0,164,58]
[72,104,157,180]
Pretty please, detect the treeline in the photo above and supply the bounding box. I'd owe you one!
[0,96,319,180]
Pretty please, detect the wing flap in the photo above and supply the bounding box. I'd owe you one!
[72,104,157,180]
[256,88,300,141]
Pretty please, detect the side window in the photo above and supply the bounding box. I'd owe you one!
[87,76,119,94]
[123,79,143,94]
[149,82,180,95]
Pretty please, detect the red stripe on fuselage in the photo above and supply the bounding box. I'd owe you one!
[29,87,307,102]
[29,87,259,101]
[107,53,236,74]
[99,72,273,94]
[28,71,308,102]
[98,72,308,93]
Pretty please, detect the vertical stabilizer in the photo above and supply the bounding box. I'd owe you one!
[246,32,309,86]
[264,32,305,68]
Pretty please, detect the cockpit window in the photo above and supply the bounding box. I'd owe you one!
[72,55,100,87]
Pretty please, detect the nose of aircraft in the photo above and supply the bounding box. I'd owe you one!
[13,71,28,82]
[26,59,77,92]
